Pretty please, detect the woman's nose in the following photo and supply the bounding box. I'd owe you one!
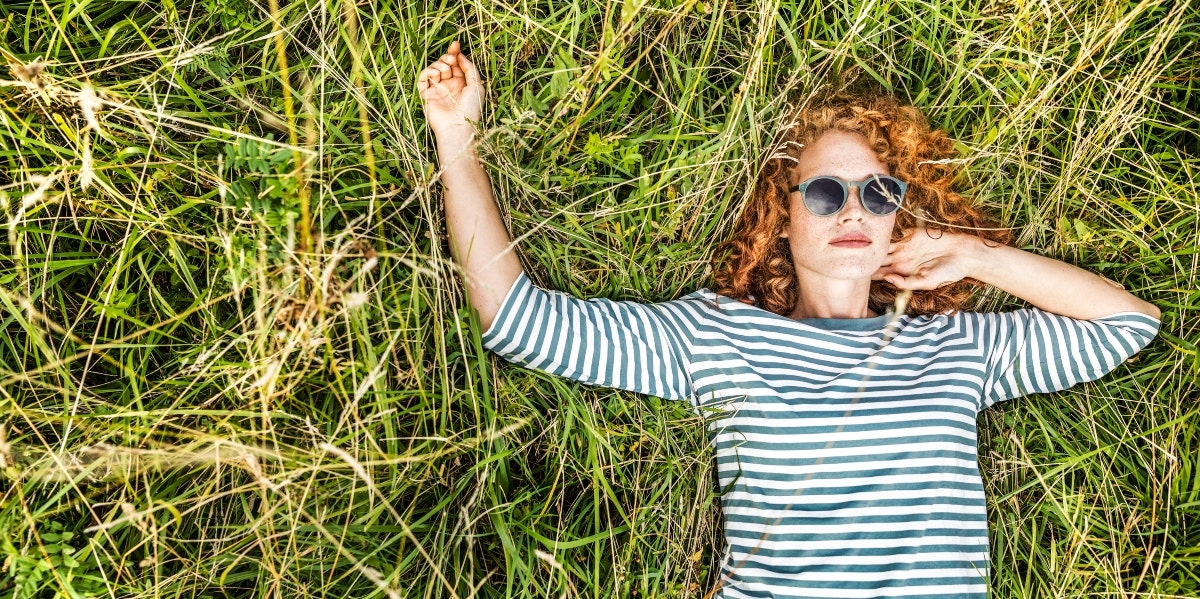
[838,187,867,222]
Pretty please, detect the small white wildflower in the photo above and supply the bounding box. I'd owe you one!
[10,59,46,88]
[357,256,377,277]
[343,291,369,309]
[535,549,564,571]
[22,175,53,211]
[78,84,102,133]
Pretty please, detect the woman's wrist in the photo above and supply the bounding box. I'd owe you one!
[433,121,478,142]
[956,233,998,283]
[434,125,481,170]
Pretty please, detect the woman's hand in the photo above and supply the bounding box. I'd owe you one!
[873,228,978,290]
[418,40,484,135]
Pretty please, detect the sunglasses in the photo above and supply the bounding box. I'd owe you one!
[790,175,907,217]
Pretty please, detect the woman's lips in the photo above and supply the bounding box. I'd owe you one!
[830,233,871,248]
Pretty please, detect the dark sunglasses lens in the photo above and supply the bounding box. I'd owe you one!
[863,177,903,215]
[803,178,844,215]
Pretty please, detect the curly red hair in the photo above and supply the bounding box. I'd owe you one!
[711,87,1010,316]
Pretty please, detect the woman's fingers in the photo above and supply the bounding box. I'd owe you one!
[418,39,485,127]
[417,69,435,94]
[419,41,462,80]
[419,40,478,87]
[418,71,453,101]
[432,52,471,83]
[890,271,936,290]
[876,262,931,288]
[418,66,446,89]
[457,51,481,85]
[419,66,444,88]
[418,65,462,102]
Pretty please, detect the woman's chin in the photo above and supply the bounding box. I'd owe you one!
[796,265,884,284]
[829,259,887,281]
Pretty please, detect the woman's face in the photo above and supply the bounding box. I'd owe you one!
[783,129,898,283]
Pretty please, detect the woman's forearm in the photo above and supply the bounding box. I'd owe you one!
[965,239,1161,321]
[435,125,524,330]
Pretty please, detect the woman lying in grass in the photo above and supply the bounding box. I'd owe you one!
[418,40,1161,599]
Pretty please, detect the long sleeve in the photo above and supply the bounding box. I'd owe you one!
[480,271,696,403]
[971,308,1161,410]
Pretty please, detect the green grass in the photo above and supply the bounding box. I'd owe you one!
[1,0,1197,597]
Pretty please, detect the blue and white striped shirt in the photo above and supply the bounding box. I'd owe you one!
[481,271,1160,599]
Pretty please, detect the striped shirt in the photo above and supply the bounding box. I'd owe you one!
[480,271,1160,599]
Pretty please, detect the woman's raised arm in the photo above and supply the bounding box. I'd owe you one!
[418,40,523,330]
[875,228,1161,321]
[416,41,697,405]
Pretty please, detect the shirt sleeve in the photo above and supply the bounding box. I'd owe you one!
[970,308,1160,410]
[479,271,696,403]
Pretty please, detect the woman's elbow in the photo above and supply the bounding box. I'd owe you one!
[1140,299,1162,321]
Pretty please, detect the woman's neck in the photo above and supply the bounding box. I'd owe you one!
[787,274,877,320]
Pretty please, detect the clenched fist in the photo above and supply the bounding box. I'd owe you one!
[417,40,484,135]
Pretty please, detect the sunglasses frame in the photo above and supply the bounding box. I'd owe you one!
[789,175,908,217]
